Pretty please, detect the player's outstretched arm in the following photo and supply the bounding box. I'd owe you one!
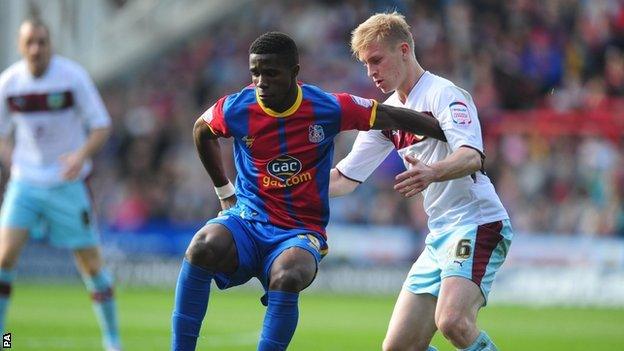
[373,104,447,142]
[329,168,360,197]
[394,147,483,198]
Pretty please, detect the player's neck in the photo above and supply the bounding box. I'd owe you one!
[273,85,299,113]
[27,61,51,78]
[397,61,425,104]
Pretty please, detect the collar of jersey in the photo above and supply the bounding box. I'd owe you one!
[256,85,302,117]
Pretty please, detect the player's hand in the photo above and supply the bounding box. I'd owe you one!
[394,154,437,198]
[60,152,86,180]
[218,194,237,216]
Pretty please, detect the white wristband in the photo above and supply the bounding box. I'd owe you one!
[214,181,235,200]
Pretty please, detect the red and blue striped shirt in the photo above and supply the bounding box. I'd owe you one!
[202,83,377,237]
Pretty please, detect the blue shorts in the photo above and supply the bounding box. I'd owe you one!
[207,213,327,304]
[404,219,513,305]
[0,179,98,249]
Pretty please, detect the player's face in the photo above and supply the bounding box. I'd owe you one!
[18,23,51,77]
[359,41,407,94]
[250,54,299,112]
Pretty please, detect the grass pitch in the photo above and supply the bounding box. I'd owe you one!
[5,283,624,350]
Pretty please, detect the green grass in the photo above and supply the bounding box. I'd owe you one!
[5,283,624,350]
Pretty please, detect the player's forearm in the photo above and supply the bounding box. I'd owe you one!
[77,127,110,160]
[193,117,229,187]
[374,104,447,141]
[0,137,10,168]
[430,146,482,182]
[329,168,359,197]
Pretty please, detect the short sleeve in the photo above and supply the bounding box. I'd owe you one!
[334,93,378,132]
[73,65,111,129]
[335,129,394,182]
[0,78,12,137]
[200,96,230,138]
[434,86,483,154]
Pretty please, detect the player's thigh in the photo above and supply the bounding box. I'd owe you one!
[0,181,40,268]
[73,246,103,276]
[0,180,42,232]
[434,276,483,328]
[186,222,238,273]
[439,220,512,304]
[44,181,98,249]
[0,227,29,269]
[384,289,437,351]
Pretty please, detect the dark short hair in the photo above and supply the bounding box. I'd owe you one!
[249,32,299,67]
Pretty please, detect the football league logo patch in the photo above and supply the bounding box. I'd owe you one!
[308,124,325,143]
[449,101,471,126]
[200,106,215,123]
[349,95,373,108]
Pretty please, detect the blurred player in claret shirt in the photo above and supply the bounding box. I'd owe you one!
[171,31,448,351]
[331,12,513,351]
[0,19,121,351]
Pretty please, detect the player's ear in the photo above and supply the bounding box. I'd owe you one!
[400,43,410,57]
[291,64,300,79]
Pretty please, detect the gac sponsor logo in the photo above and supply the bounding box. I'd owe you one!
[264,154,312,189]
[262,171,312,189]
[267,155,302,181]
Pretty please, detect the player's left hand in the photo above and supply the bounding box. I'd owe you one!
[394,154,437,198]
[60,152,85,180]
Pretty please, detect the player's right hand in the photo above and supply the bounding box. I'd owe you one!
[394,154,437,197]
[60,152,85,180]
[218,194,237,216]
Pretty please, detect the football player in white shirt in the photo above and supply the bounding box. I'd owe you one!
[330,12,512,351]
[0,19,121,351]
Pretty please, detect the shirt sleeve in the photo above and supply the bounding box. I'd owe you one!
[434,86,484,154]
[335,129,394,182]
[0,76,12,137]
[200,96,230,138]
[334,93,378,132]
[73,65,111,129]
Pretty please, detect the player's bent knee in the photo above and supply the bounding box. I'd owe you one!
[81,264,101,277]
[185,227,234,270]
[269,265,314,292]
[0,251,16,269]
[436,313,473,344]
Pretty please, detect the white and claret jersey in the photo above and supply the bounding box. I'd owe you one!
[336,72,508,231]
[0,55,111,186]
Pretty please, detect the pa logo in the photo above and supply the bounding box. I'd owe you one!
[3,332,11,348]
[267,155,302,182]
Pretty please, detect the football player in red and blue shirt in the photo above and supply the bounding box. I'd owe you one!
[171,32,446,351]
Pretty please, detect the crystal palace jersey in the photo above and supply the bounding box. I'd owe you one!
[336,72,508,231]
[0,55,111,185]
[202,83,377,237]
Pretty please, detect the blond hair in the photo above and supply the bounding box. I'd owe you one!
[351,12,414,59]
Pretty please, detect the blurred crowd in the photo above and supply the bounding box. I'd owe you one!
[91,0,624,237]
